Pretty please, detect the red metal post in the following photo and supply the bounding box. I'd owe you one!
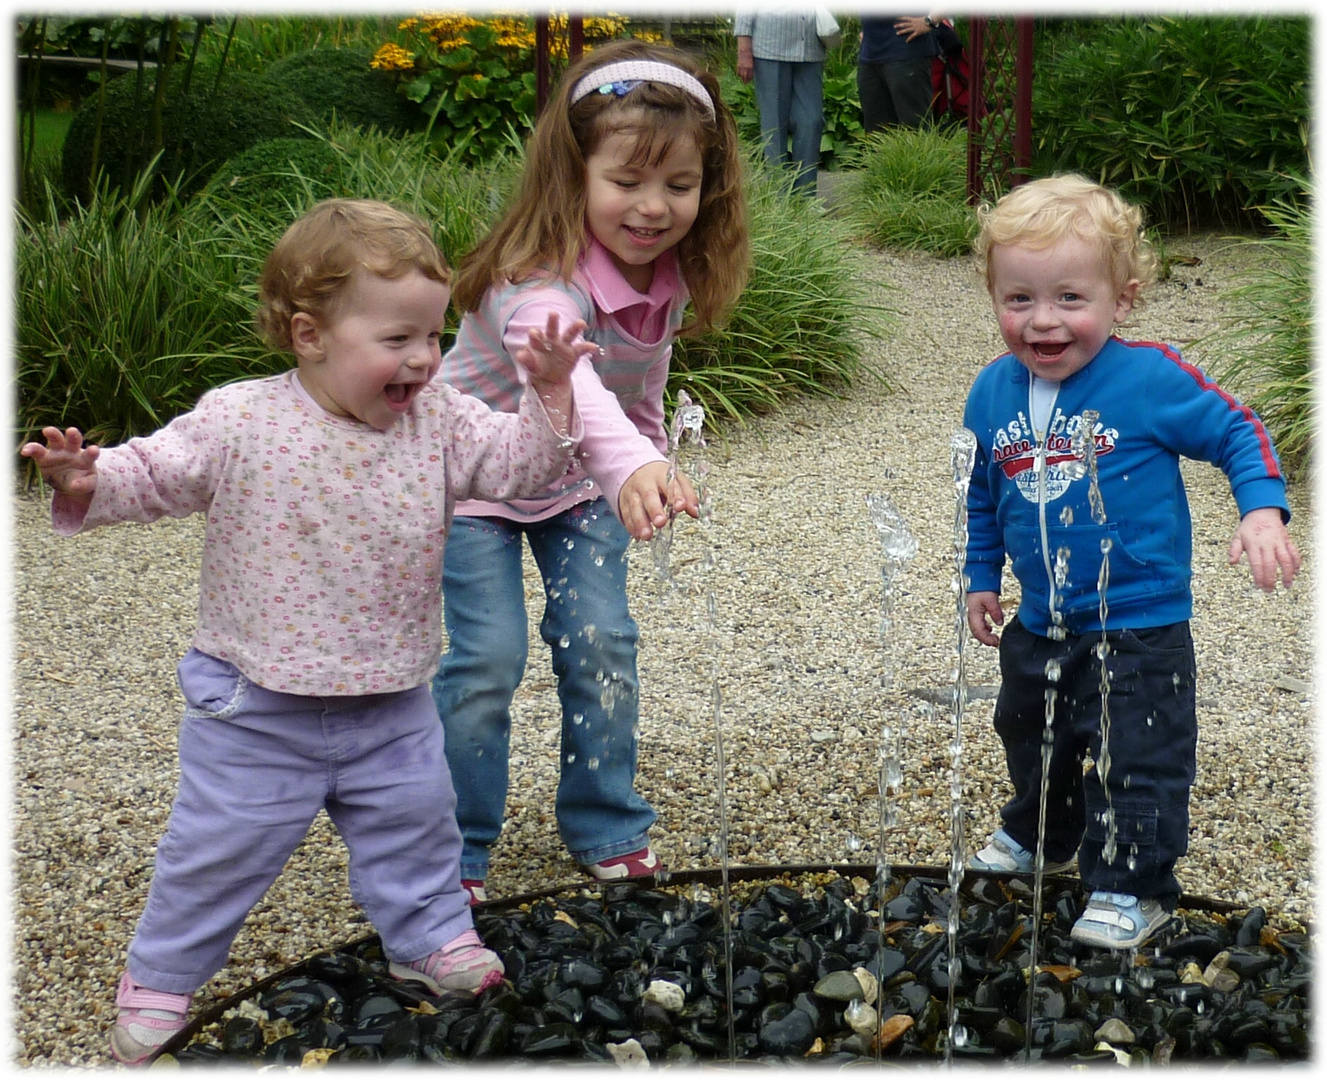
[535,15,550,114]
[965,17,985,205]
[535,14,584,116]
[1014,17,1034,185]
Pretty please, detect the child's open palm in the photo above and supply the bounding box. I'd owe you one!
[515,313,597,436]
[20,426,100,502]
[1229,505,1301,592]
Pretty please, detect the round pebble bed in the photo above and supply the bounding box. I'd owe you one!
[155,867,1310,1067]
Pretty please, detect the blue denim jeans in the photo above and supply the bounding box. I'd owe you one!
[431,498,656,880]
[751,57,824,195]
[992,617,1198,903]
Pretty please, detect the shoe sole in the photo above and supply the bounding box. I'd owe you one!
[388,961,505,995]
[1070,915,1173,950]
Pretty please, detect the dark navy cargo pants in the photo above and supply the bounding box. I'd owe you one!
[991,616,1198,904]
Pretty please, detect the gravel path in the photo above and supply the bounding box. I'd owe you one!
[10,229,1314,1068]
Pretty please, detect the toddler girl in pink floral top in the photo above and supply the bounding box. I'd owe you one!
[21,198,592,1064]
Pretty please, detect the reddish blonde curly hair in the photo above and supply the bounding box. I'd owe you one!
[255,198,451,352]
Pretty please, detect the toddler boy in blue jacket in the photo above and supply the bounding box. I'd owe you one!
[961,174,1300,949]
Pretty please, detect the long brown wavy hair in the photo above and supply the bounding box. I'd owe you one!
[452,39,749,336]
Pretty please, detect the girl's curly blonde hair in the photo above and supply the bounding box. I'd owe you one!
[975,174,1157,298]
[452,39,749,337]
[255,198,451,352]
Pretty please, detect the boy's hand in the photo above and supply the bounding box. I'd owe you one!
[1229,506,1301,592]
[516,313,597,435]
[618,460,699,541]
[966,590,1004,646]
[19,426,100,502]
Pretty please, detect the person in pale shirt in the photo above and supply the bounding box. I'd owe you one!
[21,197,590,1064]
[431,40,749,903]
[734,8,826,195]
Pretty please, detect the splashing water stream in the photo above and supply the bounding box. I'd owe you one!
[864,490,917,1061]
[657,393,734,1059]
[945,429,977,1063]
[651,391,705,586]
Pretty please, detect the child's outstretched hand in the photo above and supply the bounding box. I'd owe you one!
[1229,506,1301,592]
[20,426,100,502]
[966,590,1004,647]
[618,460,699,542]
[516,312,597,436]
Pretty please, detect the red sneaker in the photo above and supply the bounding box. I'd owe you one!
[583,846,662,881]
[461,879,487,906]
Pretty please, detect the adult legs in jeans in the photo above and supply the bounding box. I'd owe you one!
[434,499,656,879]
[752,57,824,195]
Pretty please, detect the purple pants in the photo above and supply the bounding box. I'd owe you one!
[127,649,472,994]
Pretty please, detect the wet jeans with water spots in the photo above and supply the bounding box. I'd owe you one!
[992,617,1197,903]
[431,499,656,880]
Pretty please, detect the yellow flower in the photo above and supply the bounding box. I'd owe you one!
[370,43,416,72]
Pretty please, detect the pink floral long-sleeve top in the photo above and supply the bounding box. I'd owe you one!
[50,371,581,696]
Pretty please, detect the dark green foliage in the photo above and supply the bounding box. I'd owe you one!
[199,136,350,223]
[60,62,313,203]
[1199,186,1313,479]
[670,158,890,424]
[259,46,423,136]
[1031,15,1310,229]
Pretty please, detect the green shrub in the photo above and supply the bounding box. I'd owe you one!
[835,125,977,257]
[60,62,313,203]
[259,46,422,136]
[19,124,891,458]
[198,135,350,222]
[670,156,892,423]
[15,174,272,454]
[1198,184,1312,480]
[1032,15,1310,230]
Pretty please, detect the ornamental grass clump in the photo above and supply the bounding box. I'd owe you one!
[1197,185,1313,481]
[670,160,892,423]
[834,125,977,258]
[15,170,266,456]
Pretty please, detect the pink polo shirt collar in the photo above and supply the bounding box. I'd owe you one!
[580,238,680,318]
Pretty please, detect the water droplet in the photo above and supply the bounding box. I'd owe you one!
[558,635,571,648]
[572,713,584,726]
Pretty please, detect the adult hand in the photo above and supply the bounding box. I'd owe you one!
[894,16,934,42]
[736,36,754,83]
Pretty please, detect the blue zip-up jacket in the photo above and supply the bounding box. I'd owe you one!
[963,337,1290,636]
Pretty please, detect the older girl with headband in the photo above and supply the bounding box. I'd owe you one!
[431,40,749,901]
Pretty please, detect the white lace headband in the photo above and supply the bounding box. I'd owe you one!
[569,60,715,119]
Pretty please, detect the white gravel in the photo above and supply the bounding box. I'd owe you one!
[9,228,1314,1068]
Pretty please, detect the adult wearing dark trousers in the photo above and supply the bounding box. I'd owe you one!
[858,13,941,133]
[734,9,825,196]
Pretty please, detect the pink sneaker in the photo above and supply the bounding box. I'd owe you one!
[388,929,504,994]
[461,879,487,906]
[109,972,194,1065]
[583,846,662,881]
